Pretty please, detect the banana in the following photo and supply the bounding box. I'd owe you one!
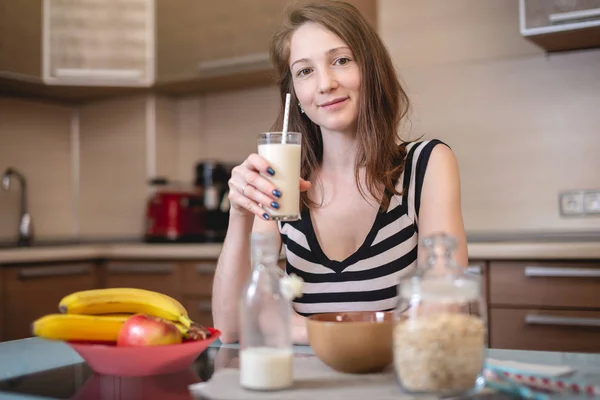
[58,288,193,328]
[32,314,126,342]
[59,288,187,316]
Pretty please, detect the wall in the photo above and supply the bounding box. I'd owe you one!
[175,0,600,235]
[0,98,75,241]
[1,0,599,242]
[377,0,600,234]
[0,94,195,242]
[77,95,149,238]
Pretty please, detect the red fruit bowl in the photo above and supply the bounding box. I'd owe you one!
[66,328,220,377]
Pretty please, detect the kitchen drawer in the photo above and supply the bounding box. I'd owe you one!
[489,261,600,308]
[105,261,180,300]
[184,297,214,329]
[180,261,215,296]
[490,308,600,353]
[3,263,98,341]
[466,260,488,299]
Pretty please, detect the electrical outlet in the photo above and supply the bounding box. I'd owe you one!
[583,190,600,214]
[559,191,584,216]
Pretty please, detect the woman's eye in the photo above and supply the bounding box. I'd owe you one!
[335,57,351,65]
[296,68,312,77]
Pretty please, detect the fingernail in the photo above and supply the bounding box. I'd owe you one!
[271,202,279,209]
[273,189,282,198]
[263,213,270,220]
[266,167,275,176]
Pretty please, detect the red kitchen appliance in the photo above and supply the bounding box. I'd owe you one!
[144,178,206,243]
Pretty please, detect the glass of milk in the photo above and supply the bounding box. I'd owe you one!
[257,132,302,221]
[239,231,294,391]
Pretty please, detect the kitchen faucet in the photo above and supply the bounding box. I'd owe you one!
[2,167,34,246]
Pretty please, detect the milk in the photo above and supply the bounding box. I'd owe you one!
[258,143,301,220]
[240,347,293,390]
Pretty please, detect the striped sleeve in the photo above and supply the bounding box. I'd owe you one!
[402,139,449,228]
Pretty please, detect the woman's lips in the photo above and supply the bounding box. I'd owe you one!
[319,97,349,109]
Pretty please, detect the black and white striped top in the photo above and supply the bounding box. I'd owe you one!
[278,140,445,316]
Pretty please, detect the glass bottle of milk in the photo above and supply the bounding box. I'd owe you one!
[239,231,293,391]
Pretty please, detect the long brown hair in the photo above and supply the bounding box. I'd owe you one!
[269,1,410,211]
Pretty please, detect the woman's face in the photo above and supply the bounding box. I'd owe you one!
[289,22,361,135]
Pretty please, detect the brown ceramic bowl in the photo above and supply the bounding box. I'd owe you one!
[307,311,400,374]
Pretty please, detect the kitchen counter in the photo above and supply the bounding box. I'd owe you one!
[1,241,599,265]
[0,243,225,264]
[1,337,600,399]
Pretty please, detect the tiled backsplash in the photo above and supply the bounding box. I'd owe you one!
[1,0,599,242]
[78,95,149,238]
[0,99,75,241]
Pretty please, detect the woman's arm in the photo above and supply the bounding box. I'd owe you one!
[211,215,266,343]
[417,144,468,269]
[291,310,309,344]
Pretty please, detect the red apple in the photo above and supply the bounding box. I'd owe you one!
[117,314,182,347]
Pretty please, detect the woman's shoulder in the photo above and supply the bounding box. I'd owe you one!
[397,138,459,220]
[401,138,451,168]
[403,138,449,153]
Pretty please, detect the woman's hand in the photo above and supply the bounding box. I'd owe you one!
[228,154,311,220]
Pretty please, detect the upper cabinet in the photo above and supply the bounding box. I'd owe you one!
[0,0,377,101]
[0,0,155,90]
[155,0,377,95]
[520,0,600,52]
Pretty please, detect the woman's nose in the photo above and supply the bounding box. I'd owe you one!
[317,68,338,93]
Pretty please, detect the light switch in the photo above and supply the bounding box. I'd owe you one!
[583,191,600,214]
[559,191,584,216]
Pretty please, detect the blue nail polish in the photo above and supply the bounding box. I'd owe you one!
[266,167,275,176]
[271,202,279,209]
[273,189,282,198]
[263,213,270,220]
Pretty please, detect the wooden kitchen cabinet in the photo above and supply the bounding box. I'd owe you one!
[2,262,99,341]
[184,297,214,330]
[179,260,217,329]
[104,260,182,300]
[488,260,600,352]
[0,0,154,102]
[180,261,216,297]
[0,268,4,341]
[0,0,154,86]
[2,0,377,100]
[467,259,488,302]
[490,308,600,353]
[489,260,600,309]
[155,0,377,94]
[520,0,600,52]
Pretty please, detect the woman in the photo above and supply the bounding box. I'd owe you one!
[212,1,468,344]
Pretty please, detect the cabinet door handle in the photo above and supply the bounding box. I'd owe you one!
[466,265,482,275]
[549,8,600,24]
[197,301,212,313]
[107,264,173,274]
[524,267,600,278]
[18,265,92,279]
[196,263,216,275]
[197,52,271,77]
[525,314,600,327]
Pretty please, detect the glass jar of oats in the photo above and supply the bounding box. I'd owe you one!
[393,233,487,397]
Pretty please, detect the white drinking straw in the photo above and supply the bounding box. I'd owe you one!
[282,93,291,144]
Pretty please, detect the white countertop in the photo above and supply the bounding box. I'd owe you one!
[467,241,600,260]
[0,241,599,264]
[0,243,224,264]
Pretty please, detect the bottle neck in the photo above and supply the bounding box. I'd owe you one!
[251,255,279,273]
